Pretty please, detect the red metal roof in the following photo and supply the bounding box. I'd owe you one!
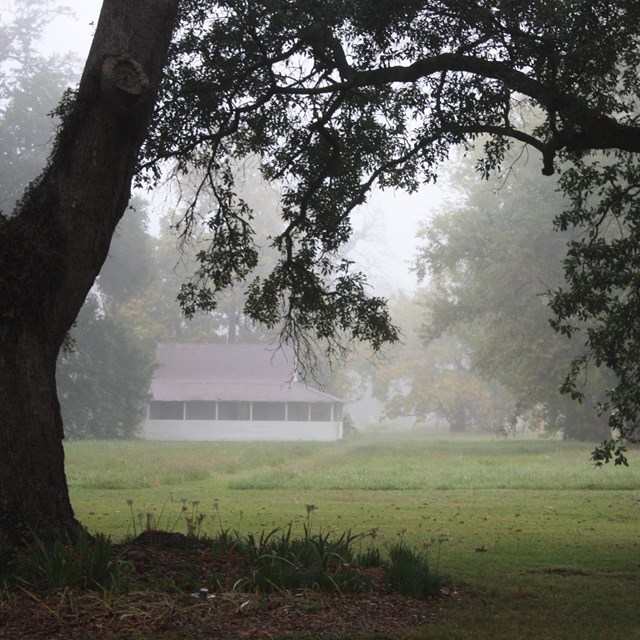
[151,343,341,404]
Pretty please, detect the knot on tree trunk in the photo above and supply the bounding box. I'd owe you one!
[102,55,149,95]
[100,55,151,124]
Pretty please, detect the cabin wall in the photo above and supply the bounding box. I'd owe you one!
[143,419,343,441]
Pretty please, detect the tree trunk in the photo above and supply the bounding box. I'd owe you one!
[0,0,178,566]
[227,306,239,343]
[449,405,468,433]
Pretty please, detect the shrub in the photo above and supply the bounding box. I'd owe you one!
[342,413,359,438]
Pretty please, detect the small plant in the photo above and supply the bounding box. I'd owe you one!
[14,529,128,593]
[211,499,224,530]
[385,538,444,598]
[0,572,12,601]
[16,536,81,591]
[208,526,241,557]
[305,503,317,528]
[355,527,384,567]
[127,498,137,536]
[425,533,450,576]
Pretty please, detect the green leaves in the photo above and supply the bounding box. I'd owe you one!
[551,151,640,458]
[142,1,640,376]
[245,259,399,352]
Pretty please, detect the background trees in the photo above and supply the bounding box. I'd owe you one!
[414,151,612,441]
[0,0,76,214]
[56,202,157,439]
[370,293,505,433]
[56,293,156,439]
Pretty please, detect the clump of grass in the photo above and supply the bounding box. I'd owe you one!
[13,529,128,593]
[355,527,384,568]
[356,546,383,568]
[385,536,445,597]
[239,522,368,594]
[161,468,210,485]
[228,470,297,490]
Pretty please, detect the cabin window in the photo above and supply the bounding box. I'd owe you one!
[149,401,184,420]
[218,401,251,420]
[185,401,216,420]
[253,402,286,421]
[310,403,332,421]
[287,402,310,421]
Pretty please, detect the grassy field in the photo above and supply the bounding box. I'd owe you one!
[65,432,640,639]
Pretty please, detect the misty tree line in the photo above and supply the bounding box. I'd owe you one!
[1,1,616,443]
[371,150,612,441]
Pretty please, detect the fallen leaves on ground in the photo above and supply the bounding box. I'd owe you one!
[0,532,463,639]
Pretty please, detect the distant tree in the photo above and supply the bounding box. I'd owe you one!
[0,0,76,213]
[373,293,509,433]
[56,294,155,439]
[56,200,157,439]
[96,199,156,305]
[416,151,612,441]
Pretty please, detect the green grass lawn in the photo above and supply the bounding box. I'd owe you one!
[65,432,640,639]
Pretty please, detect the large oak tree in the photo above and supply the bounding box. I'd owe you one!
[1,0,640,563]
[0,0,179,565]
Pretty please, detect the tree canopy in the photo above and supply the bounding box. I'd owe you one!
[551,152,640,463]
[139,0,640,455]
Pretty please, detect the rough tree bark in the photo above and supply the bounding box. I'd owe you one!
[0,0,178,566]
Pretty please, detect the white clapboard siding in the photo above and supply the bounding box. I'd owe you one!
[144,419,343,441]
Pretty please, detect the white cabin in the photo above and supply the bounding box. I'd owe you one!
[143,343,343,441]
